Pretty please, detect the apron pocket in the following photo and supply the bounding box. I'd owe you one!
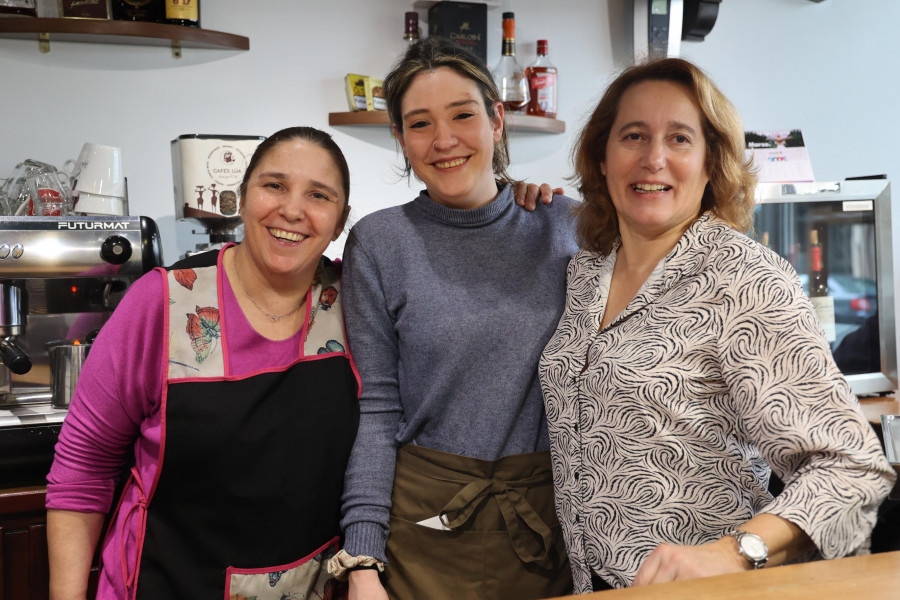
[224,536,347,600]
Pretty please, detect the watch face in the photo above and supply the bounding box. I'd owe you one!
[741,534,768,560]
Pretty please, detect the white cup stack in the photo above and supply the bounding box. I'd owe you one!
[72,143,128,216]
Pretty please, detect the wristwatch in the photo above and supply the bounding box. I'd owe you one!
[729,530,768,569]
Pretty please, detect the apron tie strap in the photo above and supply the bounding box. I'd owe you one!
[120,467,150,600]
[439,478,554,565]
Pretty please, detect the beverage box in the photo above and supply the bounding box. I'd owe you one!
[60,0,112,19]
[428,1,487,65]
[344,74,386,112]
[171,134,265,224]
[345,74,368,111]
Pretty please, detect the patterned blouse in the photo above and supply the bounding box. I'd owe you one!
[539,213,895,592]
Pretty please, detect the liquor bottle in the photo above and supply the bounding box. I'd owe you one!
[164,0,199,27]
[492,12,529,113]
[759,231,769,248]
[808,229,836,342]
[403,11,420,46]
[113,0,163,22]
[526,39,557,118]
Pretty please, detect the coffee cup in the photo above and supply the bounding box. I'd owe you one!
[73,143,126,198]
[75,190,128,216]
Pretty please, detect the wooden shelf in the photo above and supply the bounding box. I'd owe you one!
[0,17,248,54]
[328,111,565,134]
[329,111,393,127]
[504,113,566,134]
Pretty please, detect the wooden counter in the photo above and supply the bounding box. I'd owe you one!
[543,551,900,600]
[860,395,899,425]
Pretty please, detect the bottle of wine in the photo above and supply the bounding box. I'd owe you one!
[808,228,836,343]
[164,0,199,27]
[113,0,162,22]
[491,12,529,113]
[525,39,557,118]
[403,11,420,47]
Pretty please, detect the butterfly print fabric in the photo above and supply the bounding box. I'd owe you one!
[186,305,221,363]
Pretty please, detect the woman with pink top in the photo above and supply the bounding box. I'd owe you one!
[46,126,359,600]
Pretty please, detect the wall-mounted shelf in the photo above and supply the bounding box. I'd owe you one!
[0,18,249,57]
[328,111,565,134]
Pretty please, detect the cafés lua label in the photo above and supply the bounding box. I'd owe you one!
[206,145,250,187]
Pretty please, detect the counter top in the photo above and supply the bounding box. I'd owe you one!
[0,402,67,428]
[859,395,899,425]
[0,388,66,428]
[543,551,900,600]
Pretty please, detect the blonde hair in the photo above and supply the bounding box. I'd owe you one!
[572,58,756,255]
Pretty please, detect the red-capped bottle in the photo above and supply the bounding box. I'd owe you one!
[404,11,420,46]
[491,12,529,113]
[526,39,558,118]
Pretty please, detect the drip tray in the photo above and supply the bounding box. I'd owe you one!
[0,388,53,409]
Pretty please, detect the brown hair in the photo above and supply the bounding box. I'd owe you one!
[239,126,351,216]
[384,37,512,184]
[572,58,756,255]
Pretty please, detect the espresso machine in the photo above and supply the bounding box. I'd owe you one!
[0,215,162,485]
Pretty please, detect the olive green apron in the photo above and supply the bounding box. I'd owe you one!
[383,444,573,600]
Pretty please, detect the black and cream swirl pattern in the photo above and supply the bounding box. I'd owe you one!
[538,212,896,593]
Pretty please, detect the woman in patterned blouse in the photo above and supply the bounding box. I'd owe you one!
[538,58,895,593]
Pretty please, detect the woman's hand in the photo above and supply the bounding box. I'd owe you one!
[513,182,563,211]
[632,537,749,586]
[348,568,389,600]
[632,514,813,586]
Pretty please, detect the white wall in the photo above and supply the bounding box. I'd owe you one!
[0,0,616,263]
[1,0,897,259]
[683,0,899,184]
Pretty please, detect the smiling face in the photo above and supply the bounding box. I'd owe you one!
[240,138,348,283]
[395,67,504,210]
[602,79,710,244]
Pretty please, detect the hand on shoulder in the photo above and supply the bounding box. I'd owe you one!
[513,181,564,211]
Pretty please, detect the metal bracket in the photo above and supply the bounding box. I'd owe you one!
[39,32,49,54]
[171,40,182,59]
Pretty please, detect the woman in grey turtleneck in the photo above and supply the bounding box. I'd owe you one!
[333,37,578,600]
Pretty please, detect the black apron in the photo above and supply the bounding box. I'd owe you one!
[116,250,358,599]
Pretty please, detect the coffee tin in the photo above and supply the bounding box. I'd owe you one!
[171,134,265,227]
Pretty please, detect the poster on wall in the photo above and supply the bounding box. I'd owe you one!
[745,129,815,183]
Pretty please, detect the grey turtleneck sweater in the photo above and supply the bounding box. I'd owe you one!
[339,184,578,562]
